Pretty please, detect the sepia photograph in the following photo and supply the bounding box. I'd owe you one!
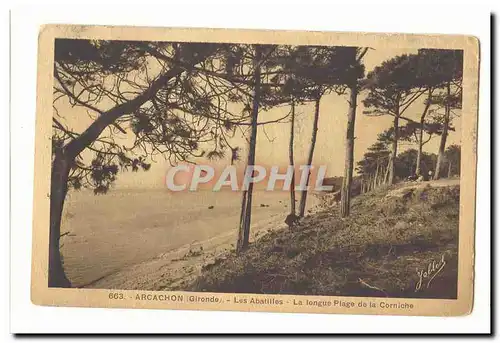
[30,25,479,316]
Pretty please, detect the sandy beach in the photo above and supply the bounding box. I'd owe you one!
[60,188,321,290]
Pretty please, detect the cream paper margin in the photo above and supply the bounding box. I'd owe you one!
[31,25,480,316]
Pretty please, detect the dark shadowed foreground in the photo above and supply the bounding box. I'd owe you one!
[188,182,460,299]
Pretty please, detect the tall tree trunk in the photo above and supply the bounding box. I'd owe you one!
[373,161,380,189]
[375,160,381,186]
[415,118,425,176]
[48,150,72,287]
[434,82,451,180]
[415,89,433,176]
[289,100,296,215]
[376,165,381,186]
[237,45,262,252]
[299,96,321,217]
[378,161,385,186]
[340,83,358,218]
[388,110,400,185]
[384,156,391,184]
[448,160,452,178]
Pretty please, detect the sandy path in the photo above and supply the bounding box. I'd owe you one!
[386,178,460,197]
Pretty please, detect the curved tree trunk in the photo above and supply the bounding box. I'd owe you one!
[48,150,72,287]
[340,83,358,218]
[299,97,321,218]
[47,58,202,285]
[237,45,262,252]
[289,100,296,215]
[434,82,451,180]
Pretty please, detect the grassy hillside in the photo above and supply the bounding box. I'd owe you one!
[188,182,460,299]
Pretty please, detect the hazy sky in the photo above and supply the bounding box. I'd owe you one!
[56,47,461,189]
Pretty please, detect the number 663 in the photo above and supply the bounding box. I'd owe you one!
[108,292,124,300]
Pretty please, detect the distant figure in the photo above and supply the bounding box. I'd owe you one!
[284,213,300,227]
[333,190,341,202]
[428,170,434,181]
[407,174,418,182]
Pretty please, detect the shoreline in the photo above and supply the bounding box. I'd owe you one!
[69,192,324,290]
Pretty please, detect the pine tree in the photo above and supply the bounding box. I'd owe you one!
[340,48,368,217]
[363,54,427,185]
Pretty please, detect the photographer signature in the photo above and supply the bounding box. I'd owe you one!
[415,254,446,292]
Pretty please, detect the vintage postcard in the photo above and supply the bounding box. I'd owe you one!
[31,25,479,316]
